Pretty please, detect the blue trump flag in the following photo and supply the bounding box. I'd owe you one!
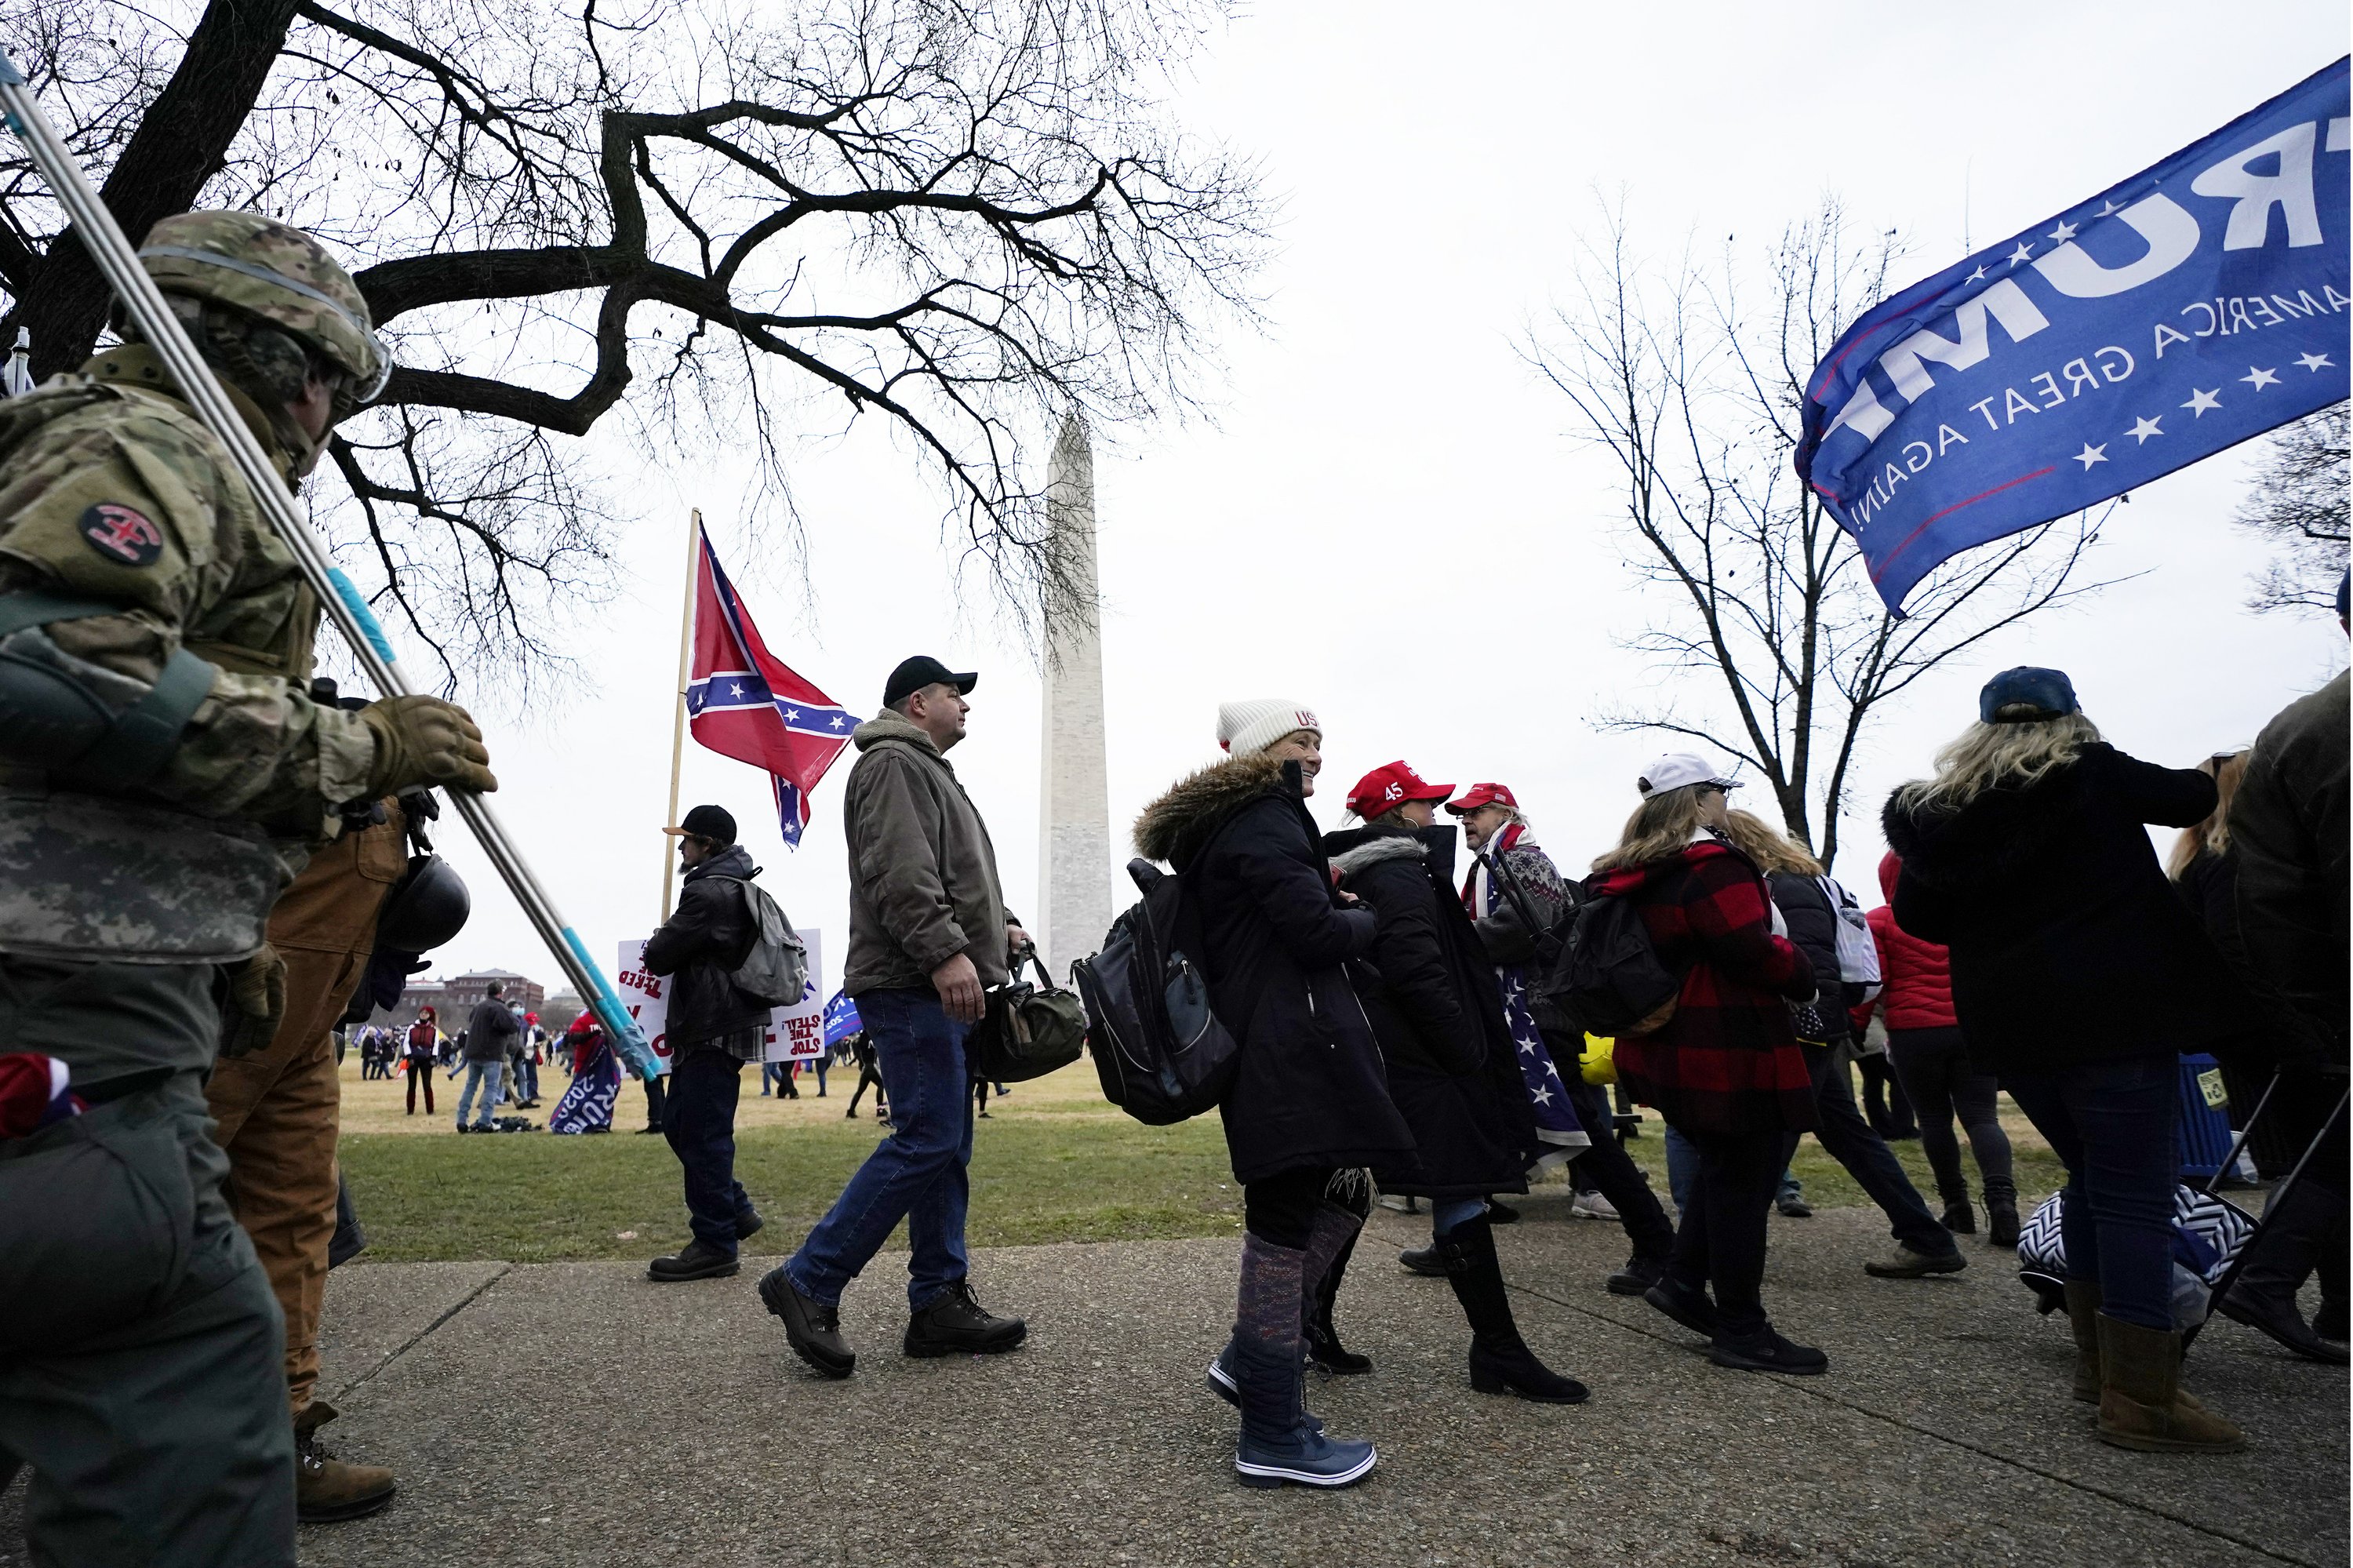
[1796,59,2350,613]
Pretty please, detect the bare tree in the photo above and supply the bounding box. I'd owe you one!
[0,0,1269,688]
[2235,405,2348,616]
[1529,198,2114,869]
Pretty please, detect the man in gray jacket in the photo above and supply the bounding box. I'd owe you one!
[456,982,522,1132]
[761,656,1029,1377]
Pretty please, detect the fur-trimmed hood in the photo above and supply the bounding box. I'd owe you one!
[1326,832,1426,878]
[1880,751,2100,892]
[1133,752,1293,864]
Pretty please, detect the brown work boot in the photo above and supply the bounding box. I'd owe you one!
[2064,1281,2102,1403]
[295,1400,398,1522]
[2094,1314,2245,1454]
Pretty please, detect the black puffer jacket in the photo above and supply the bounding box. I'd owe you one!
[1883,742,2238,1076]
[1326,823,1540,1200]
[2229,671,2349,1062]
[1133,754,1413,1185]
[1767,871,1851,1042]
[642,843,772,1053]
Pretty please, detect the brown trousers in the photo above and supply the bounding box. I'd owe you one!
[205,804,405,1414]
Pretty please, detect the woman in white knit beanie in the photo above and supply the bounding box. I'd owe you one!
[1217,700,1323,762]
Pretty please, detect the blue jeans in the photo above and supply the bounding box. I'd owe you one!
[2003,1053,2180,1330]
[456,1059,504,1128]
[665,1049,751,1253]
[784,987,974,1312]
[518,1058,540,1102]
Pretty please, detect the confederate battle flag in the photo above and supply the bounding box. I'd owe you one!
[684,523,853,846]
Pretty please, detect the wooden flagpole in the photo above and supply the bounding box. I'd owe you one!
[660,508,700,920]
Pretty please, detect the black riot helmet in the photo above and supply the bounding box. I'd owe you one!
[375,853,470,954]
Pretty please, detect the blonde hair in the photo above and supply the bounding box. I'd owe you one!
[1896,712,2104,815]
[1719,809,1823,876]
[2167,751,2249,879]
[1592,784,1714,872]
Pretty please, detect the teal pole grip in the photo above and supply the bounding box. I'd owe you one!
[562,925,662,1080]
[326,567,398,666]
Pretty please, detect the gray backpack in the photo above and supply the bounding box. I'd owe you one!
[715,877,809,1009]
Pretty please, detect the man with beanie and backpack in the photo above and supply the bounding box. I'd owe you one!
[762,657,1030,1376]
[642,804,773,1282]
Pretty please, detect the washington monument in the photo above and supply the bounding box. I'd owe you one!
[1035,418,1113,980]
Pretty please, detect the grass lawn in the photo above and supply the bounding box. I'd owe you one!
[336,1053,2063,1264]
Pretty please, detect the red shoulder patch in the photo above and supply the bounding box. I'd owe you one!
[78,503,165,567]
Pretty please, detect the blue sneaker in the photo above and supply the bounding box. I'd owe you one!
[1234,1428,1377,1490]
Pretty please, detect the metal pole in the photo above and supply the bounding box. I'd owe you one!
[660,509,699,921]
[0,55,660,1079]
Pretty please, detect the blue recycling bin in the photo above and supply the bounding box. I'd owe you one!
[2176,1052,2234,1182]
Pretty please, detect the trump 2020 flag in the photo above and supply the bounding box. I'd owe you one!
[1797,58,2351,613]
[685,524,853,845]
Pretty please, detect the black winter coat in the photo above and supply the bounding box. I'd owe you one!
[1767,871,1852,1042]
[1326,823,1540,1200]
[642,843,773,1051]
[2229,671,2349,1062]
[1133,754,1414,1185]
[1882,742,2238,1076]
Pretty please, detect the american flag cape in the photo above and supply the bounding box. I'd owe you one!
[684,525,853,846]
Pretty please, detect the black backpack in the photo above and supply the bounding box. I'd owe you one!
[1535,886,1683,1037]
[1071,854,1242,1126]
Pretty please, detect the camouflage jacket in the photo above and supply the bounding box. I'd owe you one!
[0,343,375,839]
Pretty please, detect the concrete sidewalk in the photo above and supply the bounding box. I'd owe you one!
[5,1202,2345,1566]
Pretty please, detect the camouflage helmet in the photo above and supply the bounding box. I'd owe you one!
[137,211,390,402]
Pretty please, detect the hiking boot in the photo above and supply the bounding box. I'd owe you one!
[1940,1195,1977,1235]
[1606,1254,1665,1297]
[1642,1277,1720,1339]
[2095,1314,2245,1453]
[758,1266,855,1378]
[904,1279,1027,1357]
[647,1238,739,1282]
[1304,1306,1373,1375]
[293,1401,398,1523]
[1397,1244,1447,1278]
[1485,1199,1521,1224]
[1709,1324,1828,1376]
[1568,1189,1620,1222]
[1774,1191,1813,1218]
[1864,1245,1968,1279]
[735,1206,764,1242]
[1986,1196,2020,1250]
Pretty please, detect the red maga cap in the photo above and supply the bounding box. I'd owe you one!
[1346,760,1455,820]
[1445,782,1518,815]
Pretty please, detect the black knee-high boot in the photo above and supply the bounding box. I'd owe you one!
[1438,1217,1589,1403]
[1306,1228,1372,1373]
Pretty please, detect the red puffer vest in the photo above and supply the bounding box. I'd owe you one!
[1864,849,1958,1031]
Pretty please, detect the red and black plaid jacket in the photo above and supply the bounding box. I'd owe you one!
[1594,838,1819,1135]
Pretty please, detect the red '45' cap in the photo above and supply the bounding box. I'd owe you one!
[1445,782,1517,815]
[1346,760,1454,820]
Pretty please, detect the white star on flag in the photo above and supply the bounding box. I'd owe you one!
[831,715,846,729]
[2125,417,2163,445]
[2046,219,2078,243]
[1531,1086,1553,1106]
[2075,442,2108,469]
[2296,351,2334,372]
[2241,366,2279,390]
[2097,198,2122,216]
[2007,242,2035,267]
[784,708,800,722]
[2182,387,2222,417]
[729,682,744,697]
[1966,264,1988,283]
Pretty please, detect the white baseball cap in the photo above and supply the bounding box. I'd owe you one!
[1635,751,1742,799]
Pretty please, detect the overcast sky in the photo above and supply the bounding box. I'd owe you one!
[409,2,2349,997]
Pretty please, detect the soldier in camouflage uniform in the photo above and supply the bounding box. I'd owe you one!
[0,211,496,1566]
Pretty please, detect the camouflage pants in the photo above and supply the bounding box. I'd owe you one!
[0,958,295,1567]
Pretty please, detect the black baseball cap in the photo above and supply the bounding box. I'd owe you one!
[664,803,737,844]
[884,655,979,708]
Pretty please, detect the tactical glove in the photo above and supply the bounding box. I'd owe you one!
[360,696,497,796]
[221,942,288,1058]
